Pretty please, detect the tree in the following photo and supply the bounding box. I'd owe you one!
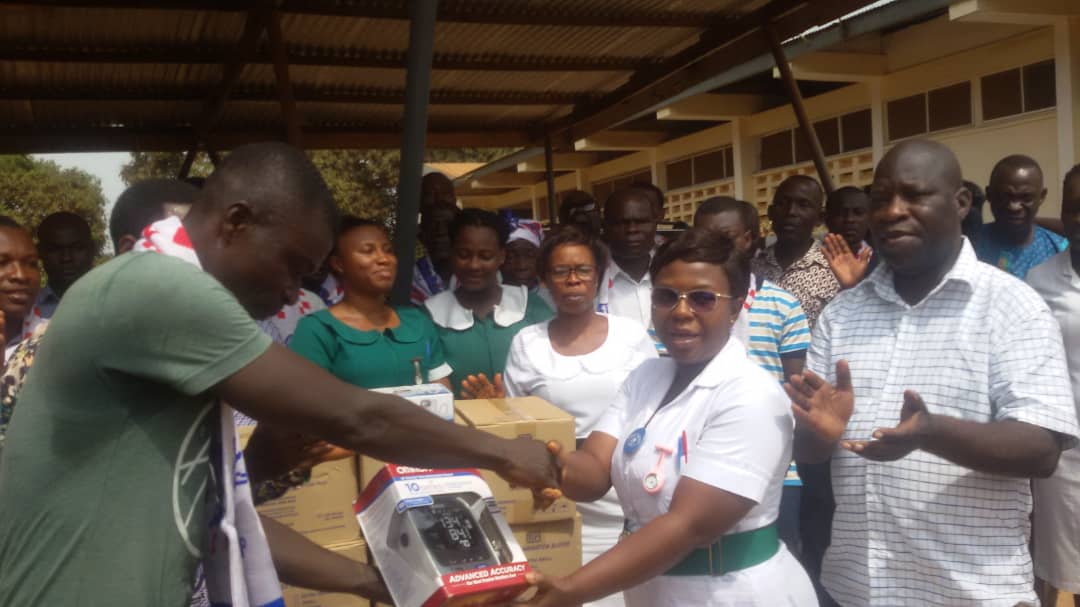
[120,151,215,186]
[121,147,516,230]
[0,155,108,253]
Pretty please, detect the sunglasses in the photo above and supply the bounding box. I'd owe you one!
[650,287,734,313]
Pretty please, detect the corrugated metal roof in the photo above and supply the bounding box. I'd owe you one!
[0,0,873,152]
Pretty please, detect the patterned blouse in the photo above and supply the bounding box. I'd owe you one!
[0,332,42,456]
[751,240,841,329]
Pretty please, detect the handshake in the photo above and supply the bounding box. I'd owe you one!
[459,372,567,509]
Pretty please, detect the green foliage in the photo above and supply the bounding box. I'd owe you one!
[120,147,517,231]
[120,151,214,186]
[0,155,108,254]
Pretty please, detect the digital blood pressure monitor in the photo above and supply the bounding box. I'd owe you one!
[388,492,514,574]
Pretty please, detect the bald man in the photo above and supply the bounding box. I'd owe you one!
[0,143,558,607]
[976,155,1068,278]
[789,139,1078,606]
[34,211,96,322]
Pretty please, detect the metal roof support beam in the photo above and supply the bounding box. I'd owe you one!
[0,128,531,153]
[766,25,834,194]
[8,1,735,28]
[390,0,437,305]
[263,7,303,146]
[179,9,266,177]
[0,43,657,72]
[0,86,598,106]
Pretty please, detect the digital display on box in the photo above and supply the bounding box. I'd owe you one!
[414,498,491,569]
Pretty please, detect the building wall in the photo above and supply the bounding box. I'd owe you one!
[470,19,1069,226]
[928,111,1059,218]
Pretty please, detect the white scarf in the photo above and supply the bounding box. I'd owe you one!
[134,217,284,607]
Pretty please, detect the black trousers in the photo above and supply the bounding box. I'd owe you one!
[797,460,839,607]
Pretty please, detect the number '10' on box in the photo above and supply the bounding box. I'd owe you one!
[355,464,531,607]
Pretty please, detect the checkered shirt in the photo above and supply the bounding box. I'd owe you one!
[808,239,1078,606]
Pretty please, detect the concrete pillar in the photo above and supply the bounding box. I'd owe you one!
[731,118,756,202]
[1055,16,1080,187]
[869,78,886,165]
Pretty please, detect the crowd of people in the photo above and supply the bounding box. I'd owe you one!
[0,137,1075,607]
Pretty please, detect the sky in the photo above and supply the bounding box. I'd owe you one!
[33,152,131,254]
[33,152,130,211]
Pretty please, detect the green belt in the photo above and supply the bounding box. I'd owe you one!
[664,523,779,577]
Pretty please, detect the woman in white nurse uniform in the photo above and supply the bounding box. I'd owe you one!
[524,228,817,607]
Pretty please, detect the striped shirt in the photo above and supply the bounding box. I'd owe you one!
[745,279,810,381]
[809,239,1078,606]
[752,239,840,329]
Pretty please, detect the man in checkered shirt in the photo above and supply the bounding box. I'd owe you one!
[787,139,1078,607]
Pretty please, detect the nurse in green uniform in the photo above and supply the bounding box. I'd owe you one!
[291,217,452,388]
[423,208,553,396]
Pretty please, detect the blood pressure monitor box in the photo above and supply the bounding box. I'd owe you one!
[371,383,454,421]
[355,464,531,607]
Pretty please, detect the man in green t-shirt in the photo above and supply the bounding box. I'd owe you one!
[0,143,559,607]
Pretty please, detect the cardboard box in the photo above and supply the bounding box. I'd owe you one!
[281,540,370,607]
[455,398,576,524]
[357,411,470,495]
[356,464,531,607]
[372,383,455,421]
[237,424,363,546]
[511,514,582,579]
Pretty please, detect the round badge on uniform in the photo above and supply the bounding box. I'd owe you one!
[623,427,646,455]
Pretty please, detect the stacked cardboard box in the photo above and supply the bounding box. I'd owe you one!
[278,540,370,607]
[237,424,368,607]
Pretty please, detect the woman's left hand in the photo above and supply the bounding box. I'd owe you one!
[518,572,582,607]
[460,372,506,399]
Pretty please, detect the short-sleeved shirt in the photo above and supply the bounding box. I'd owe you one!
[1026,251,1080,591]
[424,284,552,396]
[595,338,809,606]
[504,314,656,530]
[504,314,656,438]
[975,223,1068,279]
[0,253,271,607]
[595,255,654,330]
[809,240,1078,606]
[735,277,810,381]
[290,306,451,389]
[751,240,840,329]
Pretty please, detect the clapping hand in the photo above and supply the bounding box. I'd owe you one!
[785,360,855,445]
[460,372,506,399]
[842,390,931,461]
[822,233,871,289]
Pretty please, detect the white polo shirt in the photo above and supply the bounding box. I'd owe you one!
[810,240,1079,606]
[595,256,653,330]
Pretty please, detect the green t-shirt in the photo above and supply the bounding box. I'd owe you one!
[424,286,553,396]
[0,253,271,607]
[289,306,449,388]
